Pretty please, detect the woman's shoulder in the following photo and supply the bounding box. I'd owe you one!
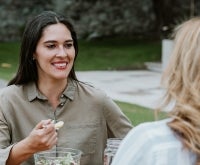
[74,81,116,107]
[116,118,179,158]
[137,118,172,132]
[113,118,197,165]
[77,81,107,96]
[0,84,23,99]
[0,84,21,93]
[127,118,174,141]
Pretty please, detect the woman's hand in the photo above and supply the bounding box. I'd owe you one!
[25,119,58,153]
[6,119,58,165]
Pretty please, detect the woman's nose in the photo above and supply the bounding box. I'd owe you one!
[56,46,67,57]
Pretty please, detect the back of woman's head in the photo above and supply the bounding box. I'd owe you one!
[161,17,200,161]
[8,11,78,85]
[162,17,200,108]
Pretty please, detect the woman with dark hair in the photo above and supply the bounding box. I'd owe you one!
[8,11,79,85]
[0,11,132,165]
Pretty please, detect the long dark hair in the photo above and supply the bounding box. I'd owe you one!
[8,11,79,85]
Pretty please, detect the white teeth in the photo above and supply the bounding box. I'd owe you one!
[54,63,66,67]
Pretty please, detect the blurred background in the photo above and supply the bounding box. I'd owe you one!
[0,0,198,41]
[1,0,199,76]
[0,0,199,124]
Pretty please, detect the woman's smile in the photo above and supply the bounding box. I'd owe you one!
[52,61,68,70]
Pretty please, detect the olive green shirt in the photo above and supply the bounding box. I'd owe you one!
[0,79,133,165]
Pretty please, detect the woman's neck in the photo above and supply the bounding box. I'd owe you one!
[37,78,68,109]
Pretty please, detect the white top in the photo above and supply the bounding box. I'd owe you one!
[111,118,197,165]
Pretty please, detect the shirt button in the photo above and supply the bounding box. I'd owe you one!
[61,94,64,98]
[60,103,64,106]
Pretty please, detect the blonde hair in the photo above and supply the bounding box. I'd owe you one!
[161,17,200,164]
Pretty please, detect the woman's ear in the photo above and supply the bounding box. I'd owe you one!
[33,53,36,60]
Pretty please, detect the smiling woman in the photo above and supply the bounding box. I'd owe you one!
[0,11,133,165]
[33,23,76,108]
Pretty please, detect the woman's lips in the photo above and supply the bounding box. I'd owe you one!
[52,62,68,69]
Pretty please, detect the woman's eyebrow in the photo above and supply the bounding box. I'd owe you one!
[65,39,73,43]
[44,39,73,44]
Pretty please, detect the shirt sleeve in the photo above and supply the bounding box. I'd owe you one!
[111,123,155,165]
[0,93,14,164]
[103,94,133,138]
[0,145,14,164]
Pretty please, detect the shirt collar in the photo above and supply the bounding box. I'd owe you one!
[25,79,76,102]
[62,79,76,100]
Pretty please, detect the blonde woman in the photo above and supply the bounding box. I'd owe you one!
[112,17,200,165]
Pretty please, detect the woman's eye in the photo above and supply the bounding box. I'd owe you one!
[47,44,56,49]
[65,43,73,48]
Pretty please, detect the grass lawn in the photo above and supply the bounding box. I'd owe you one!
[76,38,161,70]
[0,42,20,80]
[116,101,168,126]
